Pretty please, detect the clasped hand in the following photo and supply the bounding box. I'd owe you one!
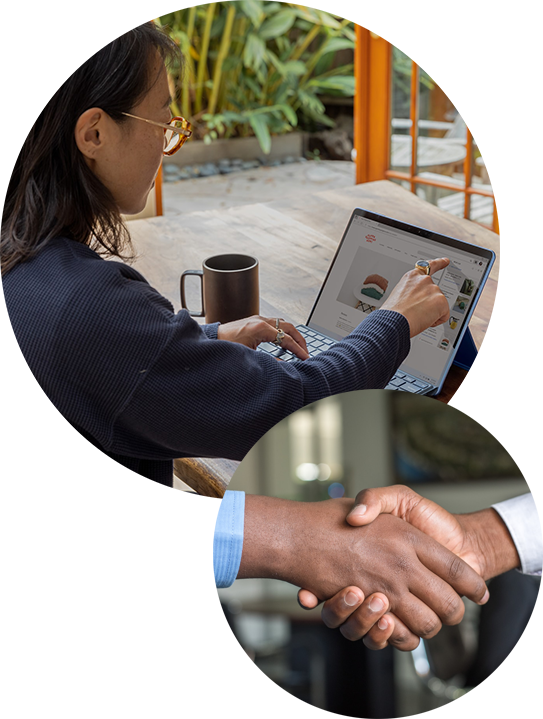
[240,493,490,653]
[296,486,519,651]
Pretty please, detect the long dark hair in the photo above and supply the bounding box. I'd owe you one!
[1,22,179,275]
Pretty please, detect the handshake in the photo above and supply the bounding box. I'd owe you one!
[238,486,522,651]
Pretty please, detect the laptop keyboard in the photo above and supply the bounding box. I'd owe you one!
[383,371,432,393]
[257,325,433,394]
[258,325,335,362]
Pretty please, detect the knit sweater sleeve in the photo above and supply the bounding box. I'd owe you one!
[200,322,220,339]
[109,305,410,461]
[3,239,410,464]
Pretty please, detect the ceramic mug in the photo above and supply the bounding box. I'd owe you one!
[180,254,259,324]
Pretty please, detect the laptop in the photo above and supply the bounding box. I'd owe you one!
[258,207,495,396]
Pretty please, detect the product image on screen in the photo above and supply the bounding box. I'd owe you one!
[309,213,491,387]
[453,296,468,314]
[355,273,389,303]
[461,278,475,296]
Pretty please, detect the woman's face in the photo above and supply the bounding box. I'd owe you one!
[78,51,171,215]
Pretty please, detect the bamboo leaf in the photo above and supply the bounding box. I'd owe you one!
[307,76,355,94]
[298,89,326,114]
[243,32,266,71]
[244,75,263,96]
[313,10,341,29]
[318,37,354,55]
[277,103,298,125]
[314,52,334,77]
[315,63,355,80]
[259,9,296,39]
[248,113,271,154]
[283,60,306,76]
[267,49,286,76]
[240,0,264,28]
[341,24,356,41]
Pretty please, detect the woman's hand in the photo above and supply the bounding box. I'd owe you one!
[217,315,309,360]
[381,258,451,337]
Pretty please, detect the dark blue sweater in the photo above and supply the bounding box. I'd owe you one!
[3,238,410,485]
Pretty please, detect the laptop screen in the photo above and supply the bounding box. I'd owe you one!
[308,209,493,387]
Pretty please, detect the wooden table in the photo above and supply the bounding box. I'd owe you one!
[128,180,499,496]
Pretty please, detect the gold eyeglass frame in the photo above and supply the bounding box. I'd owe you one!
[121,111,192,156]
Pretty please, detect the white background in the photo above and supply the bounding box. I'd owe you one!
[0,502,213,719]
[500,3,532,389]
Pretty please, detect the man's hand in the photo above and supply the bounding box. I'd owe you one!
[298,586,416,650]
[381,258,451,337]
[345,485,520,580]
[238,495,489,644]
[297,486,520,648]
[217,316,309,360]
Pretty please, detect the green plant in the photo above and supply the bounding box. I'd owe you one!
[157,2,355,153]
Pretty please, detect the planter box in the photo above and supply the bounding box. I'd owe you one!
[164,132,307,168]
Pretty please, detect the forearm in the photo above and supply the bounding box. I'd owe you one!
[457,508,521,580]
[238,495,310,584]
[238,495,360,598]
[301,309,410,394]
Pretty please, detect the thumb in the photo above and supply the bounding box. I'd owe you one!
[297,588,321,610]
[346,485,423,526]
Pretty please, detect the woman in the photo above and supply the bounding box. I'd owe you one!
[1,22,449,486]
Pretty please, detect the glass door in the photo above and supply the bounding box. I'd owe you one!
[354,28,498,234]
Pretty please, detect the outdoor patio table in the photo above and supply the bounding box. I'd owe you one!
[127,179,499,495]
[391,134,467,173]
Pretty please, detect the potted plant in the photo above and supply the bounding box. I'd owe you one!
[157,2,356,159]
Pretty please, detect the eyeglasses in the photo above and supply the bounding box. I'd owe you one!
[121,112,192,156]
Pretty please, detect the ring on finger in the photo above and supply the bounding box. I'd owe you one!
[273,329,286,346]
[275,317,284,329]
[415,259,431,275]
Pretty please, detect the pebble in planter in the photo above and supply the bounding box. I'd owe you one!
[162,156,307,182]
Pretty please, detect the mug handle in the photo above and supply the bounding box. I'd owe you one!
[180,270,205,317]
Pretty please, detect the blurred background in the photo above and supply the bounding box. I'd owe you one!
[219,391,538,717]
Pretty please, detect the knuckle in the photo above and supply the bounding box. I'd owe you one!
[394,634,420,652]
[473,576,487,600]
[393,554,412,574]
[321,613,336,629]
[321,606,341,629]
[363,635,386,651]
[354,488,370,503]
[340,624,360,642]
[447,556,465,582]
[389,626,411,646]
[441,594,464,625]
[418,617,441,639]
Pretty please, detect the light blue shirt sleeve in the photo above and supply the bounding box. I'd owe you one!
[213,490,246,588]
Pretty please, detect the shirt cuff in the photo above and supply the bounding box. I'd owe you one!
[492,494,543,576]
[213,490,245,588]
[201,322,220,340]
